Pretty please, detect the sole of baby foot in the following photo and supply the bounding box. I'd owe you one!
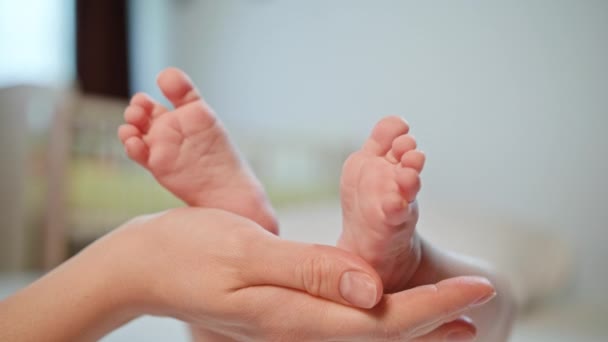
[118,67,278,234]
[338,116,426,292]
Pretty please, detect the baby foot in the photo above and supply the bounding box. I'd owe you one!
[338,116,426,292]
[118,67,277,234]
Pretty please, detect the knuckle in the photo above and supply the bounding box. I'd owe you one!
[296,252,332,297]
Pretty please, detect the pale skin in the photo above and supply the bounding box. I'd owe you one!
[0,208,498,341]
[336,117,516,341]
[117,67,515,340]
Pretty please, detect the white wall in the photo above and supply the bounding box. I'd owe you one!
[131,0,608,303]
[0,0,74,87]
[129,0,172,101]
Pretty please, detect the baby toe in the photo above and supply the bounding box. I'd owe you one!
[364,116,410,156]
[124,105,151,132]
[118,124,140,144]
[388,134,417,163]
[124,136,149,166]
[382,192,409,226]
[400,150,426,173]
[157,67,202,108]
[395,167,421,203]
[130,92,168,117]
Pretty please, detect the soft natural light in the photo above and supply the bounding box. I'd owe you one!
[0,0,75,87]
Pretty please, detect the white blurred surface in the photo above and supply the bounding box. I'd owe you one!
[0,0,75,87]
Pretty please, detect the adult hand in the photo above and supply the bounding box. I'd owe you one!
[114,208,495,341]
[0,207,495,341]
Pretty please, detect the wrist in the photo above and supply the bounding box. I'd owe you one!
[0,231,146,341]
[99,218,185,320]
[90,225,159,319]
[63,230,147,339]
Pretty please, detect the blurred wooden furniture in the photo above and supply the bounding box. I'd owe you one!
[0,86,29,271]
[41,86,75,270]
[42,87,128,270]
[0,83,130,271]
[0,84,78,270]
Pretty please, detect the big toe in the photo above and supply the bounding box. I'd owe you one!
[364,116,410,155]
[156,67,203,108]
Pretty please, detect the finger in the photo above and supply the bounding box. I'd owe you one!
[318,276,495,340]
[234,276,494,341]
[241,237,384,309]
[411,316,476,342]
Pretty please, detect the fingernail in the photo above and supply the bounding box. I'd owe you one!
[470,290,497,307]
[339,271,378,309]
[445,330,475,341]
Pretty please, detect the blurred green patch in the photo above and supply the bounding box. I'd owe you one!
[64,158,338,239]
[68,159,180,213]
[68,159,338,211]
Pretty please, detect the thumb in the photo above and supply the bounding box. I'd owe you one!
[240,234,384,309]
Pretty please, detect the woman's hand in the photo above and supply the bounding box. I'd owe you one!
[114,208,496,341]
[0,208,496,341]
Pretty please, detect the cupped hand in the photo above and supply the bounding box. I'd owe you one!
[110,208,495,341]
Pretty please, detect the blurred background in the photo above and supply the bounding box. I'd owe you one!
[0,0,606,340]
